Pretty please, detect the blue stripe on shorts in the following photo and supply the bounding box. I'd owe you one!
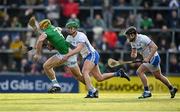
[84,51,100,65]
[150,55,160,67]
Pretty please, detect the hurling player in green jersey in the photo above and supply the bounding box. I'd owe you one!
[33,19,85,93]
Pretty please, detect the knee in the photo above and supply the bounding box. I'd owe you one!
[154,74,161,80]
[82,70,89,76]
[96,77,103,82]
[136,71,140,76]
[43,63,50,70]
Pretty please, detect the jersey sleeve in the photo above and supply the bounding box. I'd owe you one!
[77,33,86,43]
[142,35,152,46]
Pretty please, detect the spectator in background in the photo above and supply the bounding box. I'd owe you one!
[92,14,106,49]
[25,0,37,5]
[159,39,169,51]
[126,14,137,27]
[136,13,143,30]
[62,0,79,18]
[6,0,24,6]
[46,0,60,26]
[0,35,10,50]
[154,13,167,29]
[0,35,10,71]
[140,0,153,9]
[77,0,91,6]
[11,16,22,28]
[117,31,127,49]
[103,4,113,28]
[24,31,36,62]
[93,14,106,28]
[168,42,178,52]
[10,35,25,71]
[113,15,126,29]
[140,13,153,30]
[103,29,118,50]
[25,0,44,5]
[83,17,93,29]
[92,0,102,6]
[25,32,36,48]
[157,25,171,50]
[67,13,80,27]
[158,0,169,6]
[114,0,129,6]
[169,54,180,73]
[169,10,179,28]
[21,58,32,74]
[0,12,10,28]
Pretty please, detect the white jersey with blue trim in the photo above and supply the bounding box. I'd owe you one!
[130,34,158,59]
[66,31,96,58]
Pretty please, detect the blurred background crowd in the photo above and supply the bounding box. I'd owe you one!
[0,0,179,76]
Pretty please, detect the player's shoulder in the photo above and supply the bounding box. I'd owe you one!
[137,34,148,38]
[77,31,86,37]
[137,34,150,40]
[76,31,87,39]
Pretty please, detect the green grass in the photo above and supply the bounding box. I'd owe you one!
[0,93,179,112]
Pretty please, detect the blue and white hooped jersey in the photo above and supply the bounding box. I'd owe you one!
[130,34,158,59]
[66,31,96,58]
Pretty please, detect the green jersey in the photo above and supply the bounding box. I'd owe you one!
[43,25,70,54]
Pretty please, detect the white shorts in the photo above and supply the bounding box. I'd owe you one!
[143,63,160,72]
[55,53,78,67]
[143,55,161,72]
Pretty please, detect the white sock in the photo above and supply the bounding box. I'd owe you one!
[89,87,96,93]
[144,91,151,93]
[51,79,60,87]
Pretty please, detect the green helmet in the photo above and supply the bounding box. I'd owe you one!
[65,21,79,28]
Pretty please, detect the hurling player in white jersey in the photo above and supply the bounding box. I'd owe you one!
[125,26,178,99]
[63,21,130,98]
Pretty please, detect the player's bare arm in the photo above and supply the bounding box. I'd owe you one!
[63,43,84,61]
[33,33,46,61]
[144,41,158,63]
[131,48,137,58]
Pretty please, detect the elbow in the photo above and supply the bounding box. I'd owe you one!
[155,45,158,51]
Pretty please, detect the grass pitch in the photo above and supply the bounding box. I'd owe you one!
[0,93,179,112]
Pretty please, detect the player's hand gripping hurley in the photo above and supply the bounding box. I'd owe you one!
[108,58,143,68]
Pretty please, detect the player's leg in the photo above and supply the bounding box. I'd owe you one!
[69,65,85,85]
[152,68,178,98]
[43,54,65,93]
[136,64,152,99]
[90,65,130,82]
[66,54,85,84]
[82,59,98,98]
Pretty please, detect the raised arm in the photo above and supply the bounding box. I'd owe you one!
[33,33,47,61]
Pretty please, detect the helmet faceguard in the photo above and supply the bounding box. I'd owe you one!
[124,26,137,42]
